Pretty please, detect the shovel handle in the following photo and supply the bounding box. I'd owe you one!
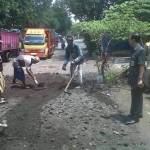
[64,65,78,92]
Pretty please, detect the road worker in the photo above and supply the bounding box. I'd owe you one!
[62,35,84,85]
[12,55,40,88]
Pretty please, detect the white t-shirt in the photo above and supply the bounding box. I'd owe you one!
[0,56,2,62]
[14,55,35,68]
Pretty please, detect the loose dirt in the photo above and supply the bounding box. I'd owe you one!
[0,48,149,150]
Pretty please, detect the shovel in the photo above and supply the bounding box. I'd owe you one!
[33,82,47,90]
[64,65,78,94]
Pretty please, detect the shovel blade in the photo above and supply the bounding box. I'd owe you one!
[64,90,71,95]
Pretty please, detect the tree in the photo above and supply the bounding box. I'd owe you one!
[105,0,150,22]
[71,0,150,54]
[0,0,72,33]
[0,0,37,28]
[41,6,72,33]
[55,0,126,21]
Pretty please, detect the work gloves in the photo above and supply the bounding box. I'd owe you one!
[62,56,84,71]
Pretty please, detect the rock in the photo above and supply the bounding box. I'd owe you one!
[50,138,55,143]
[69,117,73,120]
[102,140,107,143]
[74,135,78,139]
[82,126,88,131]
[62,144,69,150]
[45,126,52,130]
[89,141,96,146]
[113,131,120,135]
[83,121,89,124]
[123,143,129,147]
[121,132,128,136]
[69,135,78,140]
[99,131,106,135]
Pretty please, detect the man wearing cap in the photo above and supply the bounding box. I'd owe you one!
[12,55,40,88]
[126,33,146,125]
[62,35,84,85]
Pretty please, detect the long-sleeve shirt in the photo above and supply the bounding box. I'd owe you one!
[64,44,83,65]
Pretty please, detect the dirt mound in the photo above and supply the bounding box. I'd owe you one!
[40,83,146,150]
[0,74,147,150]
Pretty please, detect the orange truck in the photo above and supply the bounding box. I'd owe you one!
[23,28,55,58]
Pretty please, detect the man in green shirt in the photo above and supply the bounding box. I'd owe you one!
[126,33,146,125]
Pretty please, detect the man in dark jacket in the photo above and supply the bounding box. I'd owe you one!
[62,35,84,85]
[126,33,146,125]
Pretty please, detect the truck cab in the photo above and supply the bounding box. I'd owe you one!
[23,28,55,58]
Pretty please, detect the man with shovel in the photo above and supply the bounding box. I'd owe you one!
[62,35,84,86]
[12,55,40,88]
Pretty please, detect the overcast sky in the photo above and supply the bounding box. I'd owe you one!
[52,0,56,4]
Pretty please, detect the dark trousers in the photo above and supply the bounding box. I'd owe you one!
[130,87,143,118]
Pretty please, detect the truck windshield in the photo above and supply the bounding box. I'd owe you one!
[24,35,45,45]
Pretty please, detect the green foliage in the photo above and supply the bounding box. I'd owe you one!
[71,0,150,54]
[49,6,72,33]
[105,70,120,85]
[56,0,122,21]
[105,0,150,22]
[0,0,71,33]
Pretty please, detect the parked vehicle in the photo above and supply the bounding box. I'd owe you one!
[23,28,55,58]
[59,36,65,50]
[0,30,20,61]
[54,32,59,47]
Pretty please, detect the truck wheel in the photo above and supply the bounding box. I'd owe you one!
[48,50,52,59]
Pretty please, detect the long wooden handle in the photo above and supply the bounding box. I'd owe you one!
[64,65,78,92]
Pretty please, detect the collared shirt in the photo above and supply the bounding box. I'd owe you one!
[128,44,146,87]
[64,44,83,65]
